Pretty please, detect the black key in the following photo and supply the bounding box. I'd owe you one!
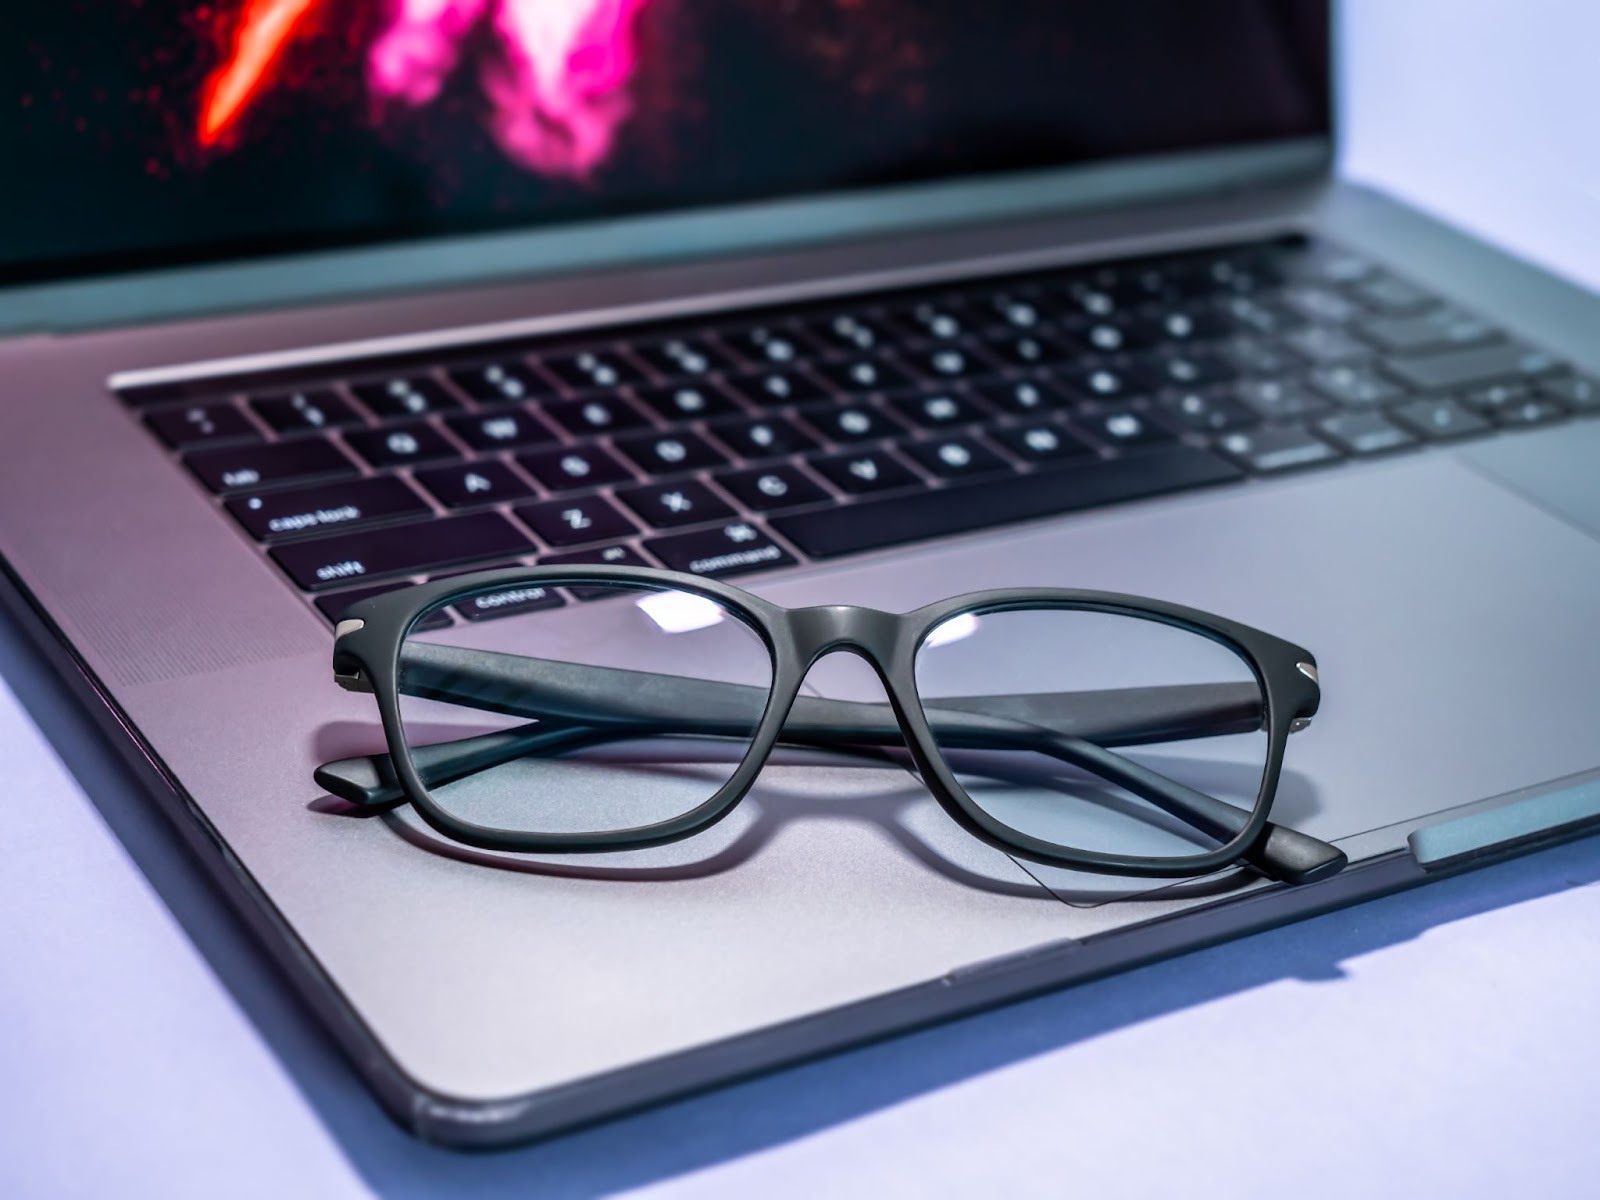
[715,464,832,512]
[801,402,906,444]
[613,429,730,476]
[901,436,1011,480]
[723,325,815,366]
[186,439,356,493]
[1390,397,1492,441]
[1139,352,1236,389]
[891,300,970,341]
[646,522,798,579]
[633,382,741,422]
[1234,380,1332,421]
[972,377,1075,414]
[350,377,459,418]
[616,480,736,529]
[806,312,889,353]
[251,389,362,435]
[415,461,534,508]
[773,446,1241,559]
[273,512,530,590]
[989,421,1096,464]
[1493,397,1567,428]
[1062,280,1121,317]
[1278,287,1363,325]
[1354,310,1499,356]
[1079,407,1177,450]
[1316,412,1418,457]
[543,395,651,437]
[515,494,638,547]
[1352,275,1436,315]
[449,580,567,621]
[887,390,986,430]
[720,368,826,407]
[1157,389,1259,435]
[1143,306,1237,344]
[345,422,459,469]
[1058,365,1149,402]
[541,543,652,570]
[808,448,921,495]
[226,476,428,541]
[904,345,986,380]
[145,403,258,449]
[316,583,452,630]
[1277,243,1375,286]
[1542,376,1600,412]
[517,444,634,492]
[1458,381,1531,416]
[1215,426,1341,474]
[984,292,1050,330]
[1218,337,1299,377]
[1308,364,1408,408]
[1385,343,1565,393]
[443,409,557,452]
[1283,326,1373,365]
[1077,320,1145,355]
[634,337,734,380]
[815,358,915,395]
[984,332,1073,368]
[542,349,645,391]
[1221,295,1305,337]
[708,415,818,460]
[445,362,548,405]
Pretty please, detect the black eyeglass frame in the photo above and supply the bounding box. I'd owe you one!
[327,565,1329,882]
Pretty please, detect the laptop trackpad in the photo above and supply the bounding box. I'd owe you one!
[766,446,1600,904]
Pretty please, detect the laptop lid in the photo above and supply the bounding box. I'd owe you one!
[4,2,1330,333]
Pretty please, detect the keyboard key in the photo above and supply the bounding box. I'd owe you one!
[613,430,731,476]
[708,415,818,460]
[273,512,530,590]
[1351,275,1436,315]
[1216,426,1341,474]
[887,390,986,429]
[984,292,1049,330]
[815,358,914,395]
[1307,365,1408,408]
[720,368,826,407]
[801,402,907,444]
[973,377,1074,414]
[807,312,890,353]
[517,444,634,491]
[345,422,459,469]
[1354,310,1500,356]
[1156,389,1259,435]
[903,345,986,380]
[543,395,651,436]
[186,439,356,493]
[1218,337,1299,377]
[1137,306,1236,345]
[901,436,1011,480]
[1316,412,1418,456]
[1079,408,1177,450]
[1277,286,1363,325]
[722,325,815,366]
[616,480,736,529]
[1390,398,1492,441]
[351,377,459,418]
[646,522,798,579]
[542,349,645,391]
[415,461,534,508]
[1234,380,1332,421]
[714,464,832,512]
[1138,352,1236,389]
[989,422,1096,463]
[316,582,453,629]
[634,337,734,380]
[891,299,970,341]
[808,448,921,495]
[145,403,258,449]
[226,477,429,540]
[773,446,1241,559]
[1383,343,1566,393]
[444,409,557,451]
[446,361,549,405]
[1458,381,1531,416]
[1492,397,1567,428]
[450,581,566,622]
[515,495,638,547]
[1077,320,1144,355]
[1542,376,1600,413]
[251,389,362,435]
[1058,365,1148,401]
[984,332,1073,368]
[540,544,652,570]
[1283,326,1373,365]
[633,382,741,422]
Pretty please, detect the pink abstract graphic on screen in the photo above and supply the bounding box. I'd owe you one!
[198,0,651,178]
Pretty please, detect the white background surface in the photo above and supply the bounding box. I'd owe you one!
[5,3,1600,1195]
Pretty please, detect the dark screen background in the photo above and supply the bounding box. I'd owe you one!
[3,1,1329,285]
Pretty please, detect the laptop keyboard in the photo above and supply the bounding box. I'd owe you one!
[114,235,1599,628]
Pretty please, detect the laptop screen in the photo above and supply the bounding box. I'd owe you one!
[8,1,1329,286]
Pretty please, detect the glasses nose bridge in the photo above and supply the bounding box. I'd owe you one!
[789,604,903,670]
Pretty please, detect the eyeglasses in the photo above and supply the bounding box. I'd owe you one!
[315,566,1345,885]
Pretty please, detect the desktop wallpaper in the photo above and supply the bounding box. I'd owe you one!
[6,0,1328,281]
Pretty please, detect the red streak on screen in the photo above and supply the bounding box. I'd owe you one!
[198,0,322,146]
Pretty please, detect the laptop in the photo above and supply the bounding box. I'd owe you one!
[3,1,1598,1147]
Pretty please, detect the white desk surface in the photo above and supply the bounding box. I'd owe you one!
[8,6,1600,1192]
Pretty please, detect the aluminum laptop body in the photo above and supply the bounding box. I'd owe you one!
[2,2,1598,1145]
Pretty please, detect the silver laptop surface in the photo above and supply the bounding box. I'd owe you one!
[3,1,1598,1145]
